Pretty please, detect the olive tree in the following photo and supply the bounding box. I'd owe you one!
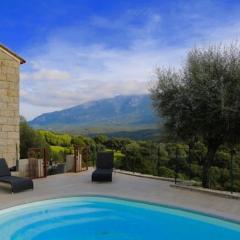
[151,44,240,188]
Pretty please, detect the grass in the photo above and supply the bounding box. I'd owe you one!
[106,148,125,160]
[50,145,69,153]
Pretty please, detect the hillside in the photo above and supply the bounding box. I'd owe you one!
[29,94,162,137]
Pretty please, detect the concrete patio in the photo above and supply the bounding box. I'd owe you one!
[0,170,239,222]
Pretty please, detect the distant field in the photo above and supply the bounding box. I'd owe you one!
[49,127,161,140]
[50,145,65,152]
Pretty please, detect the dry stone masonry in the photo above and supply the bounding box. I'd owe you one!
[0,44,25,167]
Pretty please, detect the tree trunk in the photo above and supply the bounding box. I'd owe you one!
[202,145,218,188]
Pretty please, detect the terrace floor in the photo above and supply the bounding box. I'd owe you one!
[0,170,239,222]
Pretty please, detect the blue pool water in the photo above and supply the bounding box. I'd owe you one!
[0,196,239,240]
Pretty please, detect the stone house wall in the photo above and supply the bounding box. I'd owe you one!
[0,46,25,167]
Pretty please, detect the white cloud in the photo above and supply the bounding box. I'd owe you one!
[21,69,71,81]
[20,11,240,120]
[20,39,186,120]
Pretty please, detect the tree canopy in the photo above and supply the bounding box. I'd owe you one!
[151,43,240,187]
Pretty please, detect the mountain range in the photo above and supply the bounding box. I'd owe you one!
[29,94,162,138]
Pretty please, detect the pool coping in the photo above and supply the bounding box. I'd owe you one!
[171,184,240,200]
[115,170,240,200]
[0,194,240,226]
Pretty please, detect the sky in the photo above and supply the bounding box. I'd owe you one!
[1,0,240,120]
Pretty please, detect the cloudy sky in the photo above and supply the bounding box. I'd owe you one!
[1,0,240,120]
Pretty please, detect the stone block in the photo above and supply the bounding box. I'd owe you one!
[7,132,19,139]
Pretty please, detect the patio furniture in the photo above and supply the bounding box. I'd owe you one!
[92,152,114,182]
[0,158,34,193]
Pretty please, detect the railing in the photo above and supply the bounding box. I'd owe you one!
[112,144,240,194]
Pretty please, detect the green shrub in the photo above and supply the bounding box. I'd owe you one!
[20,121,49,158]
[39,130,72,147]
[158,166,175,178]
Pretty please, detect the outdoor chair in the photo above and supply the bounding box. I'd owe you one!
[54,163,66,174]
[92,152,113,182]
[0,158,34,193]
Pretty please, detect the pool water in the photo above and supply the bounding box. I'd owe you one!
[0,196,239,240]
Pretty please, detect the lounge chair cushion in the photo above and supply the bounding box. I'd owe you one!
[0,159,34,193]
[0,158,11,177]
[96,152,114,169]
[0,176,34,193]
[92,169,112,182]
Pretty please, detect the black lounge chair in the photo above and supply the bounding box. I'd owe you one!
[0,158,34,193]
[92,152,113,182]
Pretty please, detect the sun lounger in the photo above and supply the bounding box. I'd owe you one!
[0,158,34,193]
[92,152,113,182]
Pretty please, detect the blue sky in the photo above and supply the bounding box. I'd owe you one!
[2,0,240,119]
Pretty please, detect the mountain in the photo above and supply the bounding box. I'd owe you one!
[29,94,162,137]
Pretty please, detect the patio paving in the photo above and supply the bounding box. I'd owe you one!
[0,170,239,222]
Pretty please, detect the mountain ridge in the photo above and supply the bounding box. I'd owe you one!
[29,94,161,136]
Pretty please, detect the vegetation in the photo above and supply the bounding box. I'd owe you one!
[151,43,240,188]
[39,130,72,147]
[20,118,49,158]
[20,120,240,192]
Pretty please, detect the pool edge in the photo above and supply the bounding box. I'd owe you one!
[0,194,240,226]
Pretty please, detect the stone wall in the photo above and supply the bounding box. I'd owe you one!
[0,50,20,167]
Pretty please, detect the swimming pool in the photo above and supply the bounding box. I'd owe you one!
[0,196,239,240]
